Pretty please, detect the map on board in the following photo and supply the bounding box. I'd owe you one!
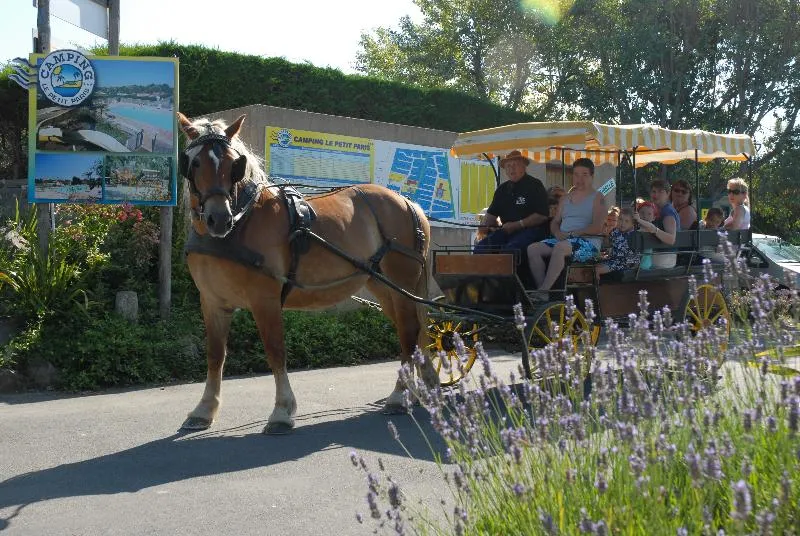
[386,149,454,219]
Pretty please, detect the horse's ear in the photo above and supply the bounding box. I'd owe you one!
[225,115,246,139]
[177,112,199,139]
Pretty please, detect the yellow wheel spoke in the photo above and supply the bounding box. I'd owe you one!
[686,305,703,325]
[708,308,726,325]
[534,325,552,344]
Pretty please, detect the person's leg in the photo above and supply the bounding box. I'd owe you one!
[540,240,573,290]
[473,229,509,254]
[527,241,554,288]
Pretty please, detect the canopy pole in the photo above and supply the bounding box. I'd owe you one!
[561,148,566,189]
[695,148,700,244]
[746,154,753,216]
[632,148,637,202]
[616,151,621,207]
[483,152,500,187]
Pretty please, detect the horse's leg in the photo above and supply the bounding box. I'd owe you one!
[182,299,232,430]
[367,282,410,414]
[250,299,297,435]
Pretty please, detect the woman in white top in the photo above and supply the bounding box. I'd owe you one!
[723,177,751,230]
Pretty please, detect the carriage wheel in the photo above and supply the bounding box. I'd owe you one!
[426,297,479,386]
[528,302,596,377]
[685,284,731,354]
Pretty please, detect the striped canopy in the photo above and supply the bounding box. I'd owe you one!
[451,121,755,167]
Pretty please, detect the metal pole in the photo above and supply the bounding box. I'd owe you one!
[695,149,700,243]
[616,151,621,207]
[561,148,566,189]
[108,0,120,54]
[36,0,51,257]
[632,147,637,202]
[746,154,753,218]
[483,152,500,187]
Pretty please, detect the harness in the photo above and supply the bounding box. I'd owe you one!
[180,126,427,306]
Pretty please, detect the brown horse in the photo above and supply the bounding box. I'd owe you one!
[177,112,437,434]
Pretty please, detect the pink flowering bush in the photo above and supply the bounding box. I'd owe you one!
[352,239,800,534]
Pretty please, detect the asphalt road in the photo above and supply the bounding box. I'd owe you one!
[0,351,522,536]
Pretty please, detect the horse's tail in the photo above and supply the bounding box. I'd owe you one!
[408,202,432,359]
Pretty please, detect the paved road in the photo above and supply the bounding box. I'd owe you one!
[0,351,522,536]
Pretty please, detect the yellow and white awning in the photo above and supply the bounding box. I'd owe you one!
[451,121,755,167]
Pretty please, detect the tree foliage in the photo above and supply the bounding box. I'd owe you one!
[358,0,800,140]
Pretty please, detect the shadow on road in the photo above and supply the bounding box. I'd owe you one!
[0,404,444,515]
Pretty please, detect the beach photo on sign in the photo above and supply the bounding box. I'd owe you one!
[36,58,175,153]
[103,155,172,202]
[33,153,104,202]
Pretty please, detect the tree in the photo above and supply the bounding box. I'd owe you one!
[355,0,581,113]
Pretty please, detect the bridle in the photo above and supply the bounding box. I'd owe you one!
[179,132,246,216]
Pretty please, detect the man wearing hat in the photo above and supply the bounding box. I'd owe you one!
[474,150,549,257]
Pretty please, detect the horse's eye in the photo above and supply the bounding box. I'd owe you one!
[192,159,200,168]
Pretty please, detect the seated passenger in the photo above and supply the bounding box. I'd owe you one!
[636,201,658,270]
[526,158,606,292]
[669,179,698,231]
[602,206,620,236]
[699,207,724,230]
[634,179,680,268]
[596,208,640,277]
[474,150,549,258]
[723,178,751,230]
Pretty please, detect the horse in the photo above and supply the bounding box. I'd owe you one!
[176,112,438,434]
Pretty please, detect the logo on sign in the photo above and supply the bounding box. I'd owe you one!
[38,50,96,107]
[275,129,292,148]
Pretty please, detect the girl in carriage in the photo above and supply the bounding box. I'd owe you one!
[596,207,640,276]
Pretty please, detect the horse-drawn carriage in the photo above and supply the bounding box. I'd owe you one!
[177,112,785,433]
[426,121,769,385]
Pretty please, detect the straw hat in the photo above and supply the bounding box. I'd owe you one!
[499,150,530,169]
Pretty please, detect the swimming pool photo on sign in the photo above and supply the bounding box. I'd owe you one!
[35,58,176,154]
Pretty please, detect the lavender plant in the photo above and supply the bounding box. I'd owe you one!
[351,236,800,535]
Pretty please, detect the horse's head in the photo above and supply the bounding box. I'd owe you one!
[177,112,248,237]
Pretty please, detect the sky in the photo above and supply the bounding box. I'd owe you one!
[0,0,421,73]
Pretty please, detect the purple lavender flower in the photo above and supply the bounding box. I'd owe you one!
[512,482,526,497]
[513,303,526,331]
[539,510,558,535]
[367,490,381,519]
[594,472,608,494]
[355,512,363,524]
[684,445,702,484]
[388,421,400,441]
[387,481,401,509]
[731,480,752,520]
[350,451,358,467]
[789,396,799,434]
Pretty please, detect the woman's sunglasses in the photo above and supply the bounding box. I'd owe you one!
[728,189,744,195]
[671,188,688,194]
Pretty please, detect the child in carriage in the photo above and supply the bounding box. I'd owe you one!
[596,207,640,276]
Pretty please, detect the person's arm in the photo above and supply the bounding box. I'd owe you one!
[682,206,697,230]
[723,205,743,230]
[654,214,677,244]
[479,212,500,233]
[550,198,565,239]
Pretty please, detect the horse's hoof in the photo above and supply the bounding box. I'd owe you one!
[181,416,212,430]
[381,403,409,415]
[263,422,294,435]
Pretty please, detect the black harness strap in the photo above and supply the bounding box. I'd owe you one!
[352,188,426,272]
[279,186,317,305]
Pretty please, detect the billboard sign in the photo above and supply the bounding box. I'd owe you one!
[28,52,179,205]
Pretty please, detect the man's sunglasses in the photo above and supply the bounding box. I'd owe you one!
[728,189,744,195]
[671,188,688,194]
